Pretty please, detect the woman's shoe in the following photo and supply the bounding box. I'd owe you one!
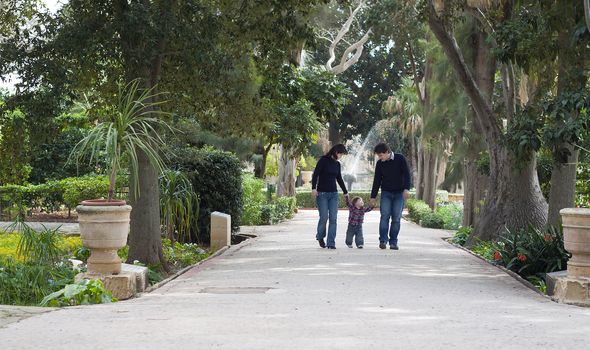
[318,239,326,248]
[327,246,336,249]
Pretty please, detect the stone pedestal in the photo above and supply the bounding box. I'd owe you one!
[211,211,231,252]
[552,276,590,307]
[75,263,148,300]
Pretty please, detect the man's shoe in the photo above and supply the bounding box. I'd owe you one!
[346,244,353,248]
[379,242,386,249]
[318,239,326,248]
[327,246,336,249]
[390,245,399,250]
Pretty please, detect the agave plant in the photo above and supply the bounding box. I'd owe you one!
[159,170,199,243]
[70,79,172,201]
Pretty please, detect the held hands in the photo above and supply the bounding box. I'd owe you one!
[370,198,377,207]
[312,189,318,199]
[403,190,410,200]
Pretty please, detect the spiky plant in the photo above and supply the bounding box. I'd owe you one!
[70,79,172,201]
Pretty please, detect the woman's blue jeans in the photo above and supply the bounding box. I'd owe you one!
[379,190,404,246]
[316,192,339,247]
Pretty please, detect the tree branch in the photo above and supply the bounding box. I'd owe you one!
[426,1,501,140]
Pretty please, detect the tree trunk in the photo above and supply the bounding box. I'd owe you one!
[127,149,167,269]
[548,145,579,225]
[328,116,341,146]
[428,2,547,244]
[277,146,296,197]
[416,144,425,199]
[462,19,494,228]
[254,144,272,179]
[422,147,437,208]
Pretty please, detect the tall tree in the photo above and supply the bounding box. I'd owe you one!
[427,0,548,244]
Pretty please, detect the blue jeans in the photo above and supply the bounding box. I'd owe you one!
[316,192,339,247]
[379,191,404,246]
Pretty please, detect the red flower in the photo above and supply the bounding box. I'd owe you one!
[543,234,552,242]
[493,251,502,261]
[517,254,527,262]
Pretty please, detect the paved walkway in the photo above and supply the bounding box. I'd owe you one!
[1,210,589,349]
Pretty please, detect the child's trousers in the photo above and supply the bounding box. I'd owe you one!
[345,223,364,247]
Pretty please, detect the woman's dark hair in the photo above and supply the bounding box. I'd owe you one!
[326,144,347,159]
[373,143,390,154]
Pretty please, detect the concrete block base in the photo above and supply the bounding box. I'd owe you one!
[211,211,231,251]
[75,263,148,300]
[551,276,590,307]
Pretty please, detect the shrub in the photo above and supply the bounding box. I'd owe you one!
[421,211,445,229]
[40,278,115,306]
[241,174,266,225]
[162,238,209,269]
[61,176,110,209]
[450,226,473,246]
[0,257,76,305]
[406,199,431,222]
[492,225,570,277]
[471,240,496,261]
[159,170,199,243]
[260,204,276,225]
[173,147,243,244]
[436,202,463,230]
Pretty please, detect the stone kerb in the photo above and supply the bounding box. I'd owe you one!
[211,211,231,252]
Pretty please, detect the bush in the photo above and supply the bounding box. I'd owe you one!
[471,240,496,261]
[162,238,209,269]
[450,226,473,246]
[0,257,76,305]
[173,147,243,244]
[257,197,297,225]
[61,176,110,209]
[40,278,115,306]
[406,199,431,223]
[491,226,570,277]
[421,211,445,229]
[436,202,463,230]
[241,174,266,225]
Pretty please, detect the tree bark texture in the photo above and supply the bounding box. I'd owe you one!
[277,145,297,197]
[427,2,547,244]
[328,116,341,146]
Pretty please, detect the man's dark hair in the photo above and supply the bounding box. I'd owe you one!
[373,143,390,154]
[326,144,348,158]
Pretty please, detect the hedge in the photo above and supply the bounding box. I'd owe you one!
[0,175,123,219]
[173,147,243,244]
[296,191,381,209]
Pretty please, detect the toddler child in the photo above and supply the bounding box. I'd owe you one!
[345,196,374,248]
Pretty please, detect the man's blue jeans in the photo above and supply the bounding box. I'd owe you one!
[379,191,404,246]
[316,192,339,247]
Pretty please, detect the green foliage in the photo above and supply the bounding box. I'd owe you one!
[471,241,496,262]
[295,191,381,209]
[173,147,243,243]
[450,226,473,246]
[12,221,62,266]
[536,150,553,200]
[406,199,432,223]
[162,238,209,270]
[159,170,200,243]
[577,161,590,208]
[436,202,463,230]
[70,79,172,201]
[0,107,31,185]
[258,197,297,225]
[40,278,115,307]
[0,175,119,220]
[527,276,548,294]
[491,226,570,277]
[421,211,445,229]
[504,108,543,165]
[241,174,266,226]
[0,257,76,306]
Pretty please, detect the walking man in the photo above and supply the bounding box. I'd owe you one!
[369,143,411,250]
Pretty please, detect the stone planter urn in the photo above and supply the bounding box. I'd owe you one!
[77,200,132,275]
[301,171,313,185]
[560,208,590,277]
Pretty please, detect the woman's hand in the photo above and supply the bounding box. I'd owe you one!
[312,189,318,199]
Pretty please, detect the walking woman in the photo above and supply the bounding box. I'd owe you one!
[311,144,349,249]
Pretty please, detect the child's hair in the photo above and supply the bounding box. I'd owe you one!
[352,197,363,206]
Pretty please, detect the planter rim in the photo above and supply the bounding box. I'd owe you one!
[560,208,590,216]
[80,199,127,206]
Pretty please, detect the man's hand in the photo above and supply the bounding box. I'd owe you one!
[370,198,377,207]
[403,190,410,200]
[312,189,318,199]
